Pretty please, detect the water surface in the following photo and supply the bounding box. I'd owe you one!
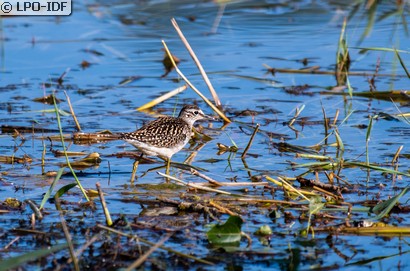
[1,1,410,270]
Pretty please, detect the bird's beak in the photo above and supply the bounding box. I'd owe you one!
[203,113,218,121]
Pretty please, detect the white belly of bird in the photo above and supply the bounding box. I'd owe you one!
[126,138,189,160]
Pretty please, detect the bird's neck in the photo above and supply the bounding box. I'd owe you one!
[180,117,196,127]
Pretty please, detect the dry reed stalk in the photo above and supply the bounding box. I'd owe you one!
[288,105,304,127]
[321,104,329,146]
[209,200,239,217]
[183,140,209,165]
[333,109,340,126]
[64,90,81,131]
[125,232,173,271]
[161,40,231,123]
[67,234,101,264]
[190,168,222,186]
[41,140,46,175]
[4,237,20,250]
[157,172,232,195]
[25,199,43,220]
[171,18,222,108]
[277,177,311,201]
[392,145,404,184]
[311,185,341,200]
[137,85,188,111]
[55,198,79,271]
[219,197,304,206]
[392,145,403,165]
[195,181,269,187]
[130,160,139,184]
[96,182,113,226]
[241,123,260,159]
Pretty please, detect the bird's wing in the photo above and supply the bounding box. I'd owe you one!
[120,117,190,148]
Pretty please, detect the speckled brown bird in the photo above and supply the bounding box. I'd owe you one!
[119,105,213,173]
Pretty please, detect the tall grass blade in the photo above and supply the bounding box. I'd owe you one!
[346,75,353,98]
[336,17,350,86]
[316,109,354,146]
[345,161,410,177]
[365,116,373,166]
[358,0,377,44]
[334,128,344,159]
[394,49,410,78]
[40,167,65,209]
[52,93,89,201]
[321,103,328,145]
[0,243,68,271]
[353,47,410,54]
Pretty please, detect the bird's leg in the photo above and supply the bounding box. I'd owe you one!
[165,158,171,175]
[163,158,172,183]
[130,153,143,183]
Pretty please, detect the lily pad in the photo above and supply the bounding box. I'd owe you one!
[206,216,243,247]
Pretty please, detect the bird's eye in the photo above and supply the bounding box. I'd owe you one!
[194,111,199,115]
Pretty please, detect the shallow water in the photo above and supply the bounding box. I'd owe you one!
[1,0,410,270]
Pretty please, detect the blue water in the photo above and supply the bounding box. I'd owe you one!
[1,1,410,270]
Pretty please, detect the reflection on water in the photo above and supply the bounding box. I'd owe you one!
[0,0,409,270]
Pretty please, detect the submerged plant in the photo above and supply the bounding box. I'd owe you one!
[336,18,351,88]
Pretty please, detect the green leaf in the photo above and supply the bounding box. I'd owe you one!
[35,108,71,116]
[306,197,325,234]
[352,47,410,54]
[346,74,353,98]
[55,183,78,199]
[206,216,243,247]
[0,243,68,271]
[366,117,373,143]
[344,161,410,177]
[394,49,410,78]
[334,128,344,159]
[309,197,325,215]
[372,187,410,220]
[366,116,373,166]
[40,167,65,210]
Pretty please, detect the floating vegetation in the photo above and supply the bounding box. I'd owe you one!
[59,152,102,170]
[33,94,62,104]
[0,154,32,164]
